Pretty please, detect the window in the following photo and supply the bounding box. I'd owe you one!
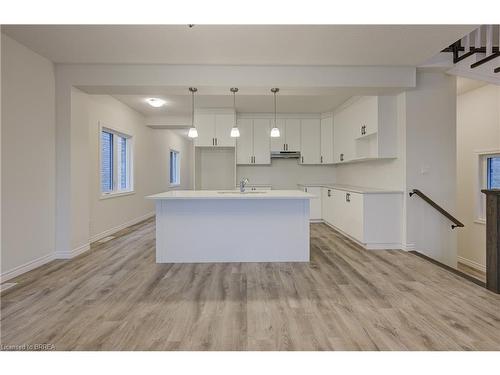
[170,150,180,186]
[100,126,133,197]
[476,152,500,223]
[487,157,500,189]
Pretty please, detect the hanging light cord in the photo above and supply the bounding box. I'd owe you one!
[233,90,236,124]
[191,90,195,127]
[274,90,277,127]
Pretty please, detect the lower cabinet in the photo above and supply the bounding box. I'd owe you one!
[320,187,402,249]
[302,186,322,220]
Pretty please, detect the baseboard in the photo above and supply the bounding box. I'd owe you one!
[90,212,155,243]
[457,256,486,273]
[402,243,416,252]
[55,242,90,259]
[365,243,404,250]
[0,252,55,283]
[321,220,402,250]
[1,213,155,282]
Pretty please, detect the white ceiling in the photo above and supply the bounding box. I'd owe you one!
[1,25,474,66]
[110,87,401,116]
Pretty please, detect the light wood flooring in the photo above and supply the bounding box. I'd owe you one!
[457,262,487,283]
[2,218,500,350]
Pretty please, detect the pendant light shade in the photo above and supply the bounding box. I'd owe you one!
[270,88,280,138]
[230,127,240,138]
[187,127,199,138]
[230,87,240,138]
[188,87,198,138]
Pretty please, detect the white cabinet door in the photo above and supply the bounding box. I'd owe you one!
[343,191,364,242]
[355,96,378,137]
[333,112,347,163]
[321,188,330,224]
[215,113,236,147]
[253,119,271,164]
[303,186,322,220]
[285,119,301,151]
[331,189,344,230]
[300,119,321,164]
[333,108,355,163]
[194,113,215,147]
[321,187,334,225]
[320,117,334,164]
[236,119,253,165]
[270,119,286,152]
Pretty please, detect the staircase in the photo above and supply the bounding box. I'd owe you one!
[437,25,500,85]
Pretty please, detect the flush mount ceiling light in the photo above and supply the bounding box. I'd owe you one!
[270,88,280,138]
[146,98,166,108]
[187,87,198,138]
[230,88,240,138]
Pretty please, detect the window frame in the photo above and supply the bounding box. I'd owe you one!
[99,122,135,199]
[475,149,500,224]
[169,149,181,187]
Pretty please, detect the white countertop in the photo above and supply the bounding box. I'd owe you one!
[147,189,314,200]
[297,183,404,194]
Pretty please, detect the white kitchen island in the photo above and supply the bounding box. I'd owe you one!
[146,190,313,263]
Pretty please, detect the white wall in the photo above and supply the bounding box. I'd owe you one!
[405,71,458,267]
[457,84,500,271]
[1,34,56,277]
[237,159,336,189]
[196,148,235,190]
[83,94,193,240]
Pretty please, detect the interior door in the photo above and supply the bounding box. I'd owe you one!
[236,119,253,165]
[285,119,301,151]
[270,118,286,152]
[194,113,215,147]
[215,113,236,147]
[320,117,334,164]
[252,119,271,164]
[300,119,321,164]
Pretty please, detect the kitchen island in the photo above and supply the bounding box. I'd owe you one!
[146,190,314,263]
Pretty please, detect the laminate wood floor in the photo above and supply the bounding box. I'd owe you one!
[457,262,486,283]
[2,218,500,351]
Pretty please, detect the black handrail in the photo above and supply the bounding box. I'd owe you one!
[409,189,464,229]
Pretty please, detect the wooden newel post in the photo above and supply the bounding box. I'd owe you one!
[481,189,500,294]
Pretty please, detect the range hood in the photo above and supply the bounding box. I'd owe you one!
[271,151,301,159]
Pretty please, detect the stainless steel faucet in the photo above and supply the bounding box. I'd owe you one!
[239,177,249,192]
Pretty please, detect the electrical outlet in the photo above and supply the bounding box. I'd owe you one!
[420,166,430,175]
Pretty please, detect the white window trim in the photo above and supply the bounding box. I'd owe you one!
[474,148,500,224]
[99,122,135,199]
[169,148,181,187]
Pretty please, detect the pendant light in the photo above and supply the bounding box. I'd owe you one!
[187,87,198,138]
[270,88,280,138]
[230,88,240,138]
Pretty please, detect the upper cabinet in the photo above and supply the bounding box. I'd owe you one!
[214,113,236,147]
[236,118,271,165]
[194,110,236,147]
[300,119,321,164]
[320,116,334,164]
[271,119,301,152]
[333,96,397,163]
